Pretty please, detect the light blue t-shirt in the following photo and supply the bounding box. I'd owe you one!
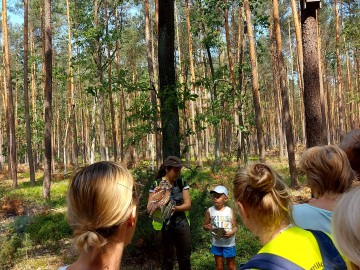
[292,203,333,234]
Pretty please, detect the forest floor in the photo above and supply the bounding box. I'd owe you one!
[2,159,353,270]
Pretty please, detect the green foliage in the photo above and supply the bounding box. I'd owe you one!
[18,233,33,259]
[20,213,71,244]
[0,233,22,268]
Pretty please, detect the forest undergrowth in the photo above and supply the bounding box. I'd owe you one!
[0,158,312,270]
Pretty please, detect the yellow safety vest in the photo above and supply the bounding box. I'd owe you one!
[258,226,331,269]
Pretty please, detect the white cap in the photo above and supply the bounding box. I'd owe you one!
[210,185,229,197]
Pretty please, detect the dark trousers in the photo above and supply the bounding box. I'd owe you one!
[161,223,191,270]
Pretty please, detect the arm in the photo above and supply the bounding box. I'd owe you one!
[147,191,155,212]
[203,209,212,231]
[224,208,238,238]
[172,188,191,212]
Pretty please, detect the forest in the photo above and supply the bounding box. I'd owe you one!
[0,0,359,269]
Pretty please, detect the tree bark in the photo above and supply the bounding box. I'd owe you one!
[301,3,323,147]
[115,6,125,162]
[43,0,52,198]
[334,0,344,141]
[185,0,203,168]
[94,0,107,160]
[105,6,118,162]
[144,0,161,168]
[224,0,236,89]
[2,0,18,188]
[273,0,298,187]
[66,0,78,168]
[24,0,36,185]
[158,0,180,159]
[290,0,306,144]
[269,22,285,159]
[317,15,327,145]
[243,0,266,162]
[236,7,248,164]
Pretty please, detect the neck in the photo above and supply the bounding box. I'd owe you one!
[259,222,291,245]
[214,204,225,211]
[308,192,339,211]
[72,241,125,270]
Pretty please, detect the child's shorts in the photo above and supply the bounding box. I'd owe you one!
[210,245,236,258]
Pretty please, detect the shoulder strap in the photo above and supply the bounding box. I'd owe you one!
[176,178,184,191]
[307,230,347,270]
[239,253,304,270]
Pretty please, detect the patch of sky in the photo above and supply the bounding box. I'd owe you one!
[2,0,23,25]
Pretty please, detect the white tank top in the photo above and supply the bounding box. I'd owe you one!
[208,206,235,247]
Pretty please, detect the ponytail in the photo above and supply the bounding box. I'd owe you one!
[155,164,167,179]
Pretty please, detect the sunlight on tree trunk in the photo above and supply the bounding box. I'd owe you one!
[43,0,52,198]
[243,0,266,162]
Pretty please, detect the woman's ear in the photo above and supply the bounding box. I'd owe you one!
[127,205,138,227]
[237,201,249,220]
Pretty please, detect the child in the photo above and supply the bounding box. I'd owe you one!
[203,185,237,270]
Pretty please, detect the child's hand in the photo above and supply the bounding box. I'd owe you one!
[203,224,212,231]
[223,230,233,238]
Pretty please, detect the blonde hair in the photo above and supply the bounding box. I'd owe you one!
[67,161,137,253]
[234,163,292,233]
[299,145,355,197]
[333,186,360,270]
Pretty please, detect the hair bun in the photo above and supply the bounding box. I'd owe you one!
[249,164,276,193]
[74,230,107,252]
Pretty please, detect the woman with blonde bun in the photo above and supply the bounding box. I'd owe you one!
[293,145,355,233]
[333,186,360,270]
[234,163,346,270]
[58,161,138,270]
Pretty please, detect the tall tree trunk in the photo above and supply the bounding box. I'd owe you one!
[243,0,266,162]
[43,0,52,198]
[66,0,78,168]
[334,0,344,141]
[224,0,236,89]
[115,6,125,162]
[324,60,334,144]
[269,22,285,159]
[185,0,203,168]
[2,0,18,188]
[200,19,220,165]
[94,0,107,160]
[273,0,298,187]
[223,0,236,157]
[29,18,39,170]
[174,3,189,163]
[105,6,118,162]
[158,0,180,159]
[290,0,306,144]
[0,117,3,171]
[24,0,36,185]
[144,0,161,168]
[317,16,327,144]
[301,2,323,147]
[355,50,360,125]
[236,7,248,164]
[345,45,354,130]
